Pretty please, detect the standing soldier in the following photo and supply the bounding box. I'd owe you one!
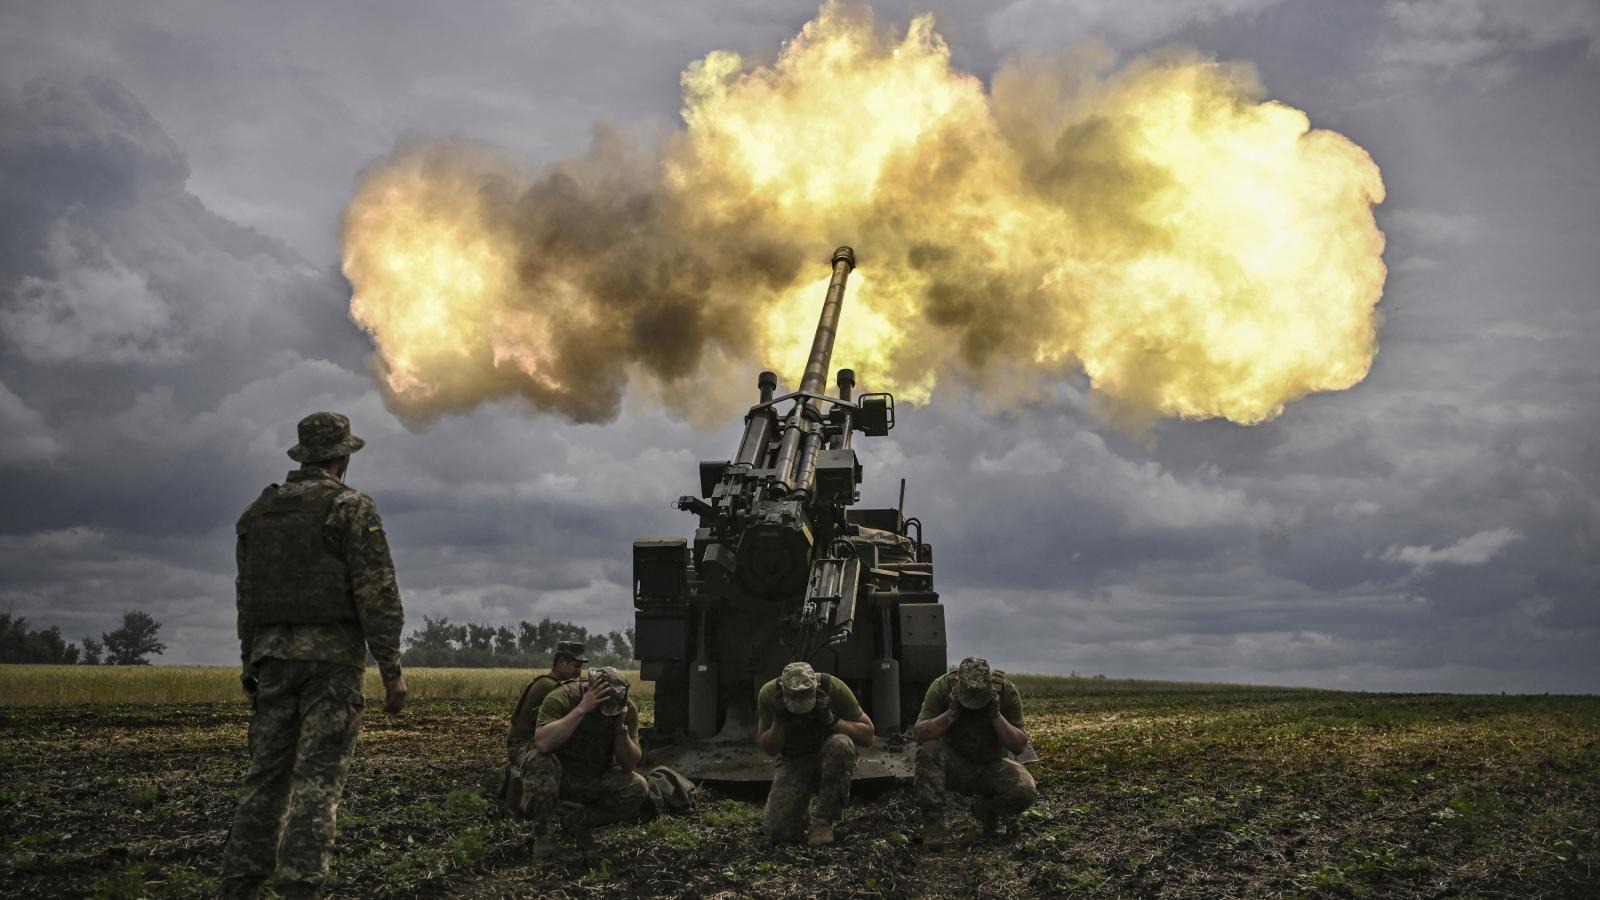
[220,412,407,900]
[912,656,1036,851]
[526,666,648,861]
[502,640,587,817]
[755,662,875,846]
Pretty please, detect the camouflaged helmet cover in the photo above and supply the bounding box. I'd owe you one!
[589,666,630,717]
[288,411,365,463]
[955,656,994,709]
[779,661,819,713]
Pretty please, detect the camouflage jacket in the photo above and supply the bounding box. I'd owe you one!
[237,469,405,682]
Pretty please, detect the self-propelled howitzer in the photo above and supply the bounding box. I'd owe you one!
[632,247,947,781]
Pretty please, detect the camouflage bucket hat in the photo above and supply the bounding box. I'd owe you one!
[955,656,993,709]
[779,661,819,714]
[590,666,629,717]
[287,411,365,463]
[554,640,589,664]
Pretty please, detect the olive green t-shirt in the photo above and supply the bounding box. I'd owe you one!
[535,682,641,780]
[755,675,864,732]
[756,674,864,758]
[916,670,1024,763]
[506,673,562,758]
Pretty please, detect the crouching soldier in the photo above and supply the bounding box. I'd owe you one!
[912,656,1036,851]
[525,666,647,860]
[757,662,875,846]
[506,640,588,771]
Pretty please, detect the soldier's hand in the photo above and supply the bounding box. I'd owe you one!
[991,671,1004,701]
[946,691,963,723]
[576,679,613,714]
[814,702,839,730]
[384,674,408,715]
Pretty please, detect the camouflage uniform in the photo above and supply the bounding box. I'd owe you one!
[522,668,648,831]
[757,663,864,844]
[503,640,589,815]
[220,413,404,900]
[914,657,1037,837]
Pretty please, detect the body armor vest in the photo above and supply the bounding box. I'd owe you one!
[943,670,1006,763]
[237,480,357,626]
[507,674,560,753]
[782,674,834,759]
[557,681,620,779]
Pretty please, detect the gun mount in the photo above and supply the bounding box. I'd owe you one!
[632,247,947,781]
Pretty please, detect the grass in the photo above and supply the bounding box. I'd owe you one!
[0,671,1595,898]
[0,665,650,706]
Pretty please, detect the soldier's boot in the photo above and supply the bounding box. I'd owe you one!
[560,804,599,864]
[920,816,947,853]
[531,825,558,862]
[974,799,1000,841]
[806,816,835,847]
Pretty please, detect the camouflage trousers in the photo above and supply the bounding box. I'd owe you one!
[913,740,1037,824]
[764,733,857,843]
[513,750,649,829]
[219,659,365,898]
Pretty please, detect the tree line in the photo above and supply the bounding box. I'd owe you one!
[2,609,635,670]
[401,616,636,669]
[0,611,166,665]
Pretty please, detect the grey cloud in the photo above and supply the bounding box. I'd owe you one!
[1379,0,1600,84]
[1382,526,1522,569]
[986,0,1285,52]
[0,379,64,466]
[1383,208,1487,246]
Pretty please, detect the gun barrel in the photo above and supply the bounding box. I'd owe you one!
[775,247,855,495]
[799,247,856,396]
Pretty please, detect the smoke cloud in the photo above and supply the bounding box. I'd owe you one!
[342,2,1386,428]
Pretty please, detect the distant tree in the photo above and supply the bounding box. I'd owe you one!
[102,610,165,666]
[606,628,634,661]
[0,613,29,662]
[81,637,104,666]
[465,623,496,653]
[585,633,610,660]
[407,616,459,651]
[34,626,79,665]
[0,614,85,664]
[494,626,517,657]
[516,621,540,655]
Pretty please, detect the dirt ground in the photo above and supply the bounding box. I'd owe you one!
[2,677,1596,898]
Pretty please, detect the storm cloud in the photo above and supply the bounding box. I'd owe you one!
[0,1,1595,692]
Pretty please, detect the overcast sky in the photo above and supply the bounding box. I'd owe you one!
[1,0,1596,692]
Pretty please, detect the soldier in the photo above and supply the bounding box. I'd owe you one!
[506,639,589,766]
[912,656,1036,851]
[525,666,648,861]
[220,412,407,900]
[755,662,875,846]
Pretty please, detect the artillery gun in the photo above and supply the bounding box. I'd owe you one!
[632,247,947,781]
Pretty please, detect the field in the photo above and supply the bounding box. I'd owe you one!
[1,668,1596,898]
